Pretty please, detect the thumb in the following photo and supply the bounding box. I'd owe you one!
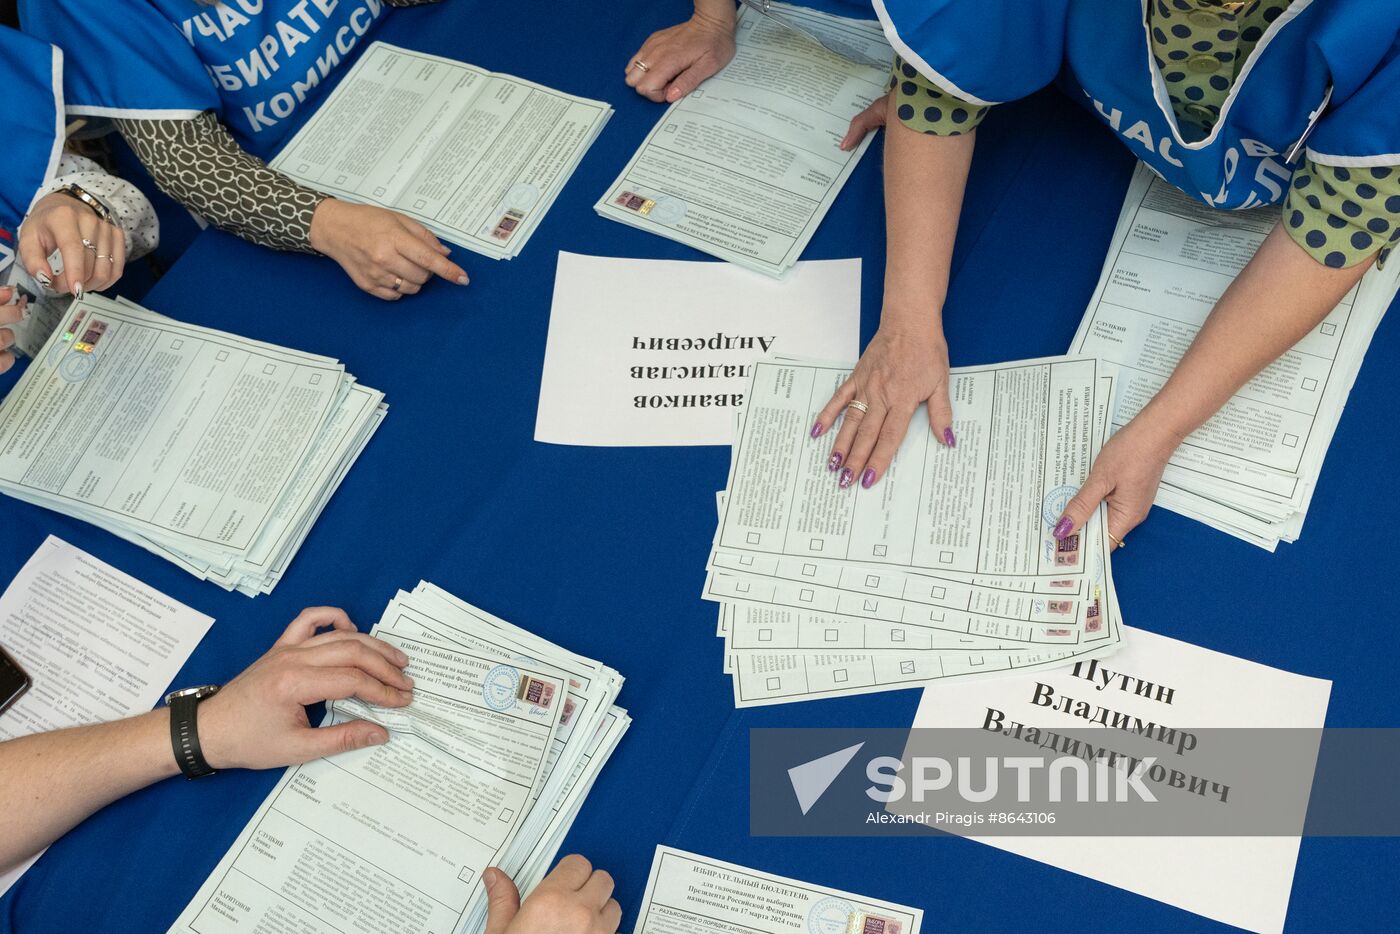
[483,867,522,934]
[298,719,389,761]
[1055,475,1110,541]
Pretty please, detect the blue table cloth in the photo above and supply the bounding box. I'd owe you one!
[2,1,1397,931]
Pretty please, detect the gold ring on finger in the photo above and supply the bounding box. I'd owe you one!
[1108,532,1126,549]
[847,400,869,415]
[392,276,404,292]
[81,238,98,253]
[633,59,650,72]
[96,254,114,264]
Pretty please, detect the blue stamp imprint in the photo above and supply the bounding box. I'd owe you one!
[58,350,96,383]
[1041,484,1077,528]
[483,664,520,711]
[808,896,855,934]
[648,196,686,225]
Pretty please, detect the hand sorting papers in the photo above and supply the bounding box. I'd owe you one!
[270,42,611,260]
[170,582,629,934]
[0,536,213,896]
[596,3,892,277]
[635,846,923,933]
[704,356,1125,706]
[1071,162,1400,549]
[0,294,386,596]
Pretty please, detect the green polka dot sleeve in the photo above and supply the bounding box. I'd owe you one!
[1284,161,1400,269]
[889,56,991,137]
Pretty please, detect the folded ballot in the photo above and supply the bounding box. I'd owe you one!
[271,41,611,260]
[0,294,385,596]
[596,3,892,277]
[705,355,1125,706]
[169,583,629,934]
[1071,162,1400,549]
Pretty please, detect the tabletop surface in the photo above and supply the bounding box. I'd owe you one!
[2,1,1397,931]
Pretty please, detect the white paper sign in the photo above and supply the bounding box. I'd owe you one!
[535,252,860,446]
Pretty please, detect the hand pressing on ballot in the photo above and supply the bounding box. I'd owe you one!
[310,199,469,302]
[485,855,623,934]
[625,0,737,104]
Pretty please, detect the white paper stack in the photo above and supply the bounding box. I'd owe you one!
[271,41,612,261]
[0,294,386,596]
[169,583,629,934]
[1071,163,1400,549]
[704,355,1125,706]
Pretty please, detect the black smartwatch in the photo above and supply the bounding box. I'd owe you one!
[166,684,221,779]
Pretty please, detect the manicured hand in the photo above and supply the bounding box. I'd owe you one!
[625,10,736,103]
[0,287,27,375]
[197,606,414,770]
[811,323,954,491]
[484,855,622,934]
[309,199,469,301]
[841,91,890,151]
[1053,417,1178,549]
[19,191,127,296]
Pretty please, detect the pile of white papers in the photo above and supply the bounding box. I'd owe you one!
[0,294,386,596]
[171,583,629,934]
[272,42,611,261]
[704,356,1125,706]
[596,3,892,276]
[1072,163,1400,549]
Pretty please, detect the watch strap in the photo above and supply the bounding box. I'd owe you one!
[169,691,216,779]
[58,184,114,225]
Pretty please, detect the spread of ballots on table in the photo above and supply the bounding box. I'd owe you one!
[0,295,384,596]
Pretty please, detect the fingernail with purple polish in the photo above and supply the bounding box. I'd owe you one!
[860,468,875,489]
[828,452,843,472]
[1053,516,1073,540]
[810,421,824,439]
[839,467,854,489]
[944,428,957,448]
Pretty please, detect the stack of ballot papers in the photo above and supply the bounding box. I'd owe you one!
[1071,163,1400,549]
[0,294,386,596]
[704,355,1125,706]
[170,583,629,934]
[596,3,892,276]
[271,41,611,261]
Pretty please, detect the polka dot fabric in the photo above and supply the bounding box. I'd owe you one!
[889,56,989,137]
[1285,163,1400,269]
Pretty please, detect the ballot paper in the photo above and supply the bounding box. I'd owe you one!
[634,846,923,933]
[596,3,892,277]
[535,252,860,446]
[2,263,67,360]
[0,294,385,596]
[270,42,611,260]
[906,627,1331,934]
[0,536,213,896]
[170,583,628,934]
[705,357,1124,706]
[1070,162,1400,548]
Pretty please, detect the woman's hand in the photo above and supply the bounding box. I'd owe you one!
[19,191,127,296]
[0,286,27,375]
[812,322,954,490]
[485,855,621,934]
[841,92,890,151]
[1054,416,1180,549]
[197,606,414,771]
[625,7,736,103]
[309,199,469,301]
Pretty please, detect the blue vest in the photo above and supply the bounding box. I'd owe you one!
[20,0,392,160]
[0,27,62,276]
[873,0,1400,209]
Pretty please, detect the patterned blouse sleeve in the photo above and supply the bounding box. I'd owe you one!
[1283,160,1400,270]
[114,112,327,254]
[889,55,993,137]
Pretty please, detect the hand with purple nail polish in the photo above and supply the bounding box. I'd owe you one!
[1052,417,1176,551]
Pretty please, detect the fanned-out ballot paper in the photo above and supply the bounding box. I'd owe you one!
[1071,162,1400,549]
[704,355,1125,706]
[596,3,892,276]
[0,294,385,596]
[271,41,611,260]
[169,583,630,934]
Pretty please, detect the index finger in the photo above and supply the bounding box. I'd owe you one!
[276,606,355,646]
[397,232,468,286]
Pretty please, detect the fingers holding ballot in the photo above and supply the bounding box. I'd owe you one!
[18,191,129,297]
[308,199,470,302]
[196,606,414,771]
[841,90,891,151]
[625,3,737,104]
[485,855,622,934]
[1054,418,1176,551]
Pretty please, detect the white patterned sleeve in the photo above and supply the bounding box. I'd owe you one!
[34,151,160,260]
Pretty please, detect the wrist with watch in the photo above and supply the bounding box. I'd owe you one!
[165,684,222,779]
[55,183,115,225]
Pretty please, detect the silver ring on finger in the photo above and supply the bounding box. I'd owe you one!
[847,400,869,415]
[81,238,98,253]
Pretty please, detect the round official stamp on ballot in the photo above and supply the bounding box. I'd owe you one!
[808,896,855,934]
[482,664,521,711]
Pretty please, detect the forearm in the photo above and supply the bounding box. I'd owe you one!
[880,96,975,335]
[115,113,326,254]
[0,709,178,871]
[1136,223,1371,446]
